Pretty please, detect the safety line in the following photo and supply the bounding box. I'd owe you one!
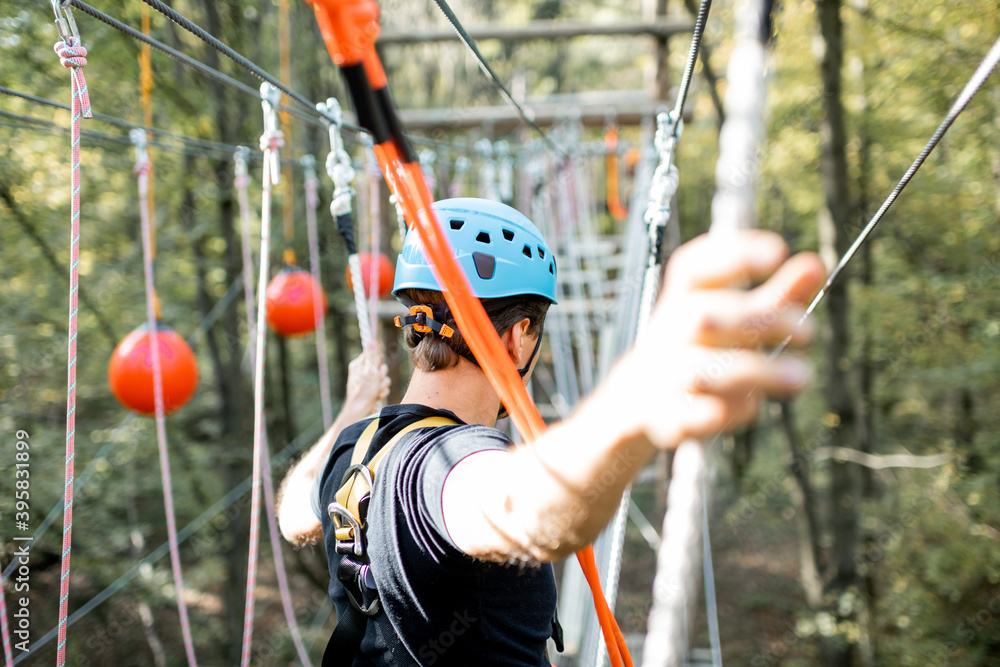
[771,33,1000,359]
[12,419,325,664]
[671,0,713,129]
[241,83,283,667]
[642,0,770,662]
[133,130,199,666]
[138,0,324,122]
[67,0,335,133]
[52,25,92,666]
[431,0,567,161]
[235,148,316,666]
[702,474,722,667]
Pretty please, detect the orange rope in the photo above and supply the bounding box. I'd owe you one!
[279,0,296,266]
[139,4,156,258]
[605,124,628,222]
[139,4,160,320]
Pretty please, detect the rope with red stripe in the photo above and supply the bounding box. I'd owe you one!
[241,83,283,666]
[132,129,199,666]
[52,25,92,666]
[233,149,315,667]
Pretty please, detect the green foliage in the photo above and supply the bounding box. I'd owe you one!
[2,0,999,664]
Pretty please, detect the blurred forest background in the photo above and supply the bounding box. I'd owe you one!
[1,0,999,665]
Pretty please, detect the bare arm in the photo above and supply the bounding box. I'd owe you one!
[278,349,390,546]
[443,231,826,562]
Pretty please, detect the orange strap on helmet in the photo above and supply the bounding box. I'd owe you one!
[307,3,632,664]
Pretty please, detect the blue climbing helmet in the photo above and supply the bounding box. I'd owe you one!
[392,198,558,304]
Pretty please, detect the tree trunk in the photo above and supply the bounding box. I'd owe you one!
[779,401,825,608]
[199,2,254,661]
[854,49,877,667]
[816,0,859,664]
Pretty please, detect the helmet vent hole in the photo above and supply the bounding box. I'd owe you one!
[537,246,545,259]
[522,245,532,258]
[450,219,464,230]
[476,231,491,244]
[549,262,554,275]
[502,228,515,242]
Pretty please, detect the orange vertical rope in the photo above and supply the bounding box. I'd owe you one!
[139,3,161,320]
[605,123,628,222]
[279,0,296,267]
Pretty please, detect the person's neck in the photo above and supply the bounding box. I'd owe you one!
[400,360,500,427]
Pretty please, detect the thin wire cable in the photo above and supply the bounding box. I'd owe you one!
[671,0,713,129]
[12,420,325,664]
[431,0,567,161]
[137,0,322,120]
[0,84,471,157]
[133,132,199,666]
[771,33,1000,359]
[702,474,722,667]
[66,1,346,132]
[52,33,92,667]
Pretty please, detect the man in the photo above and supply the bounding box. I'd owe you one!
[278,198,824,666]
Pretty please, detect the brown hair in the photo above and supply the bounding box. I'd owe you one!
[399,288,550,371]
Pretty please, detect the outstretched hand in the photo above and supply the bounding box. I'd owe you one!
[624,230,826,449]
[343,346,391,420]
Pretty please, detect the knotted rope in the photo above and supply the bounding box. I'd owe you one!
[53,33,92,667]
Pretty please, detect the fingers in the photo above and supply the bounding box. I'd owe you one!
[687,349,812,398]
[664,230,789,293]
[655,250,826,350]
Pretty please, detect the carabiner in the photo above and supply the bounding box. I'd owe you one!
[51,0,81,44]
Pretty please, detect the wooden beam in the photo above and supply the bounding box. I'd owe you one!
[378,19,694,45]
[391,100,684,131]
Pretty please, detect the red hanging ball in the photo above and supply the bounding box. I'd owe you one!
[345,252,395,298]
[265,268,328,337]
[108,323,199,415]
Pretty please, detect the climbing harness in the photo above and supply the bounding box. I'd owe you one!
[322,416,458,666]
[51,2,92,663]
[131,128,200,667]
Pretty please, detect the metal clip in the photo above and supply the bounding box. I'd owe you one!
[51,0,81,44]
[259,82,283,185]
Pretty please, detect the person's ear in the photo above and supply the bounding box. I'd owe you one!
[503,318,532,365]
